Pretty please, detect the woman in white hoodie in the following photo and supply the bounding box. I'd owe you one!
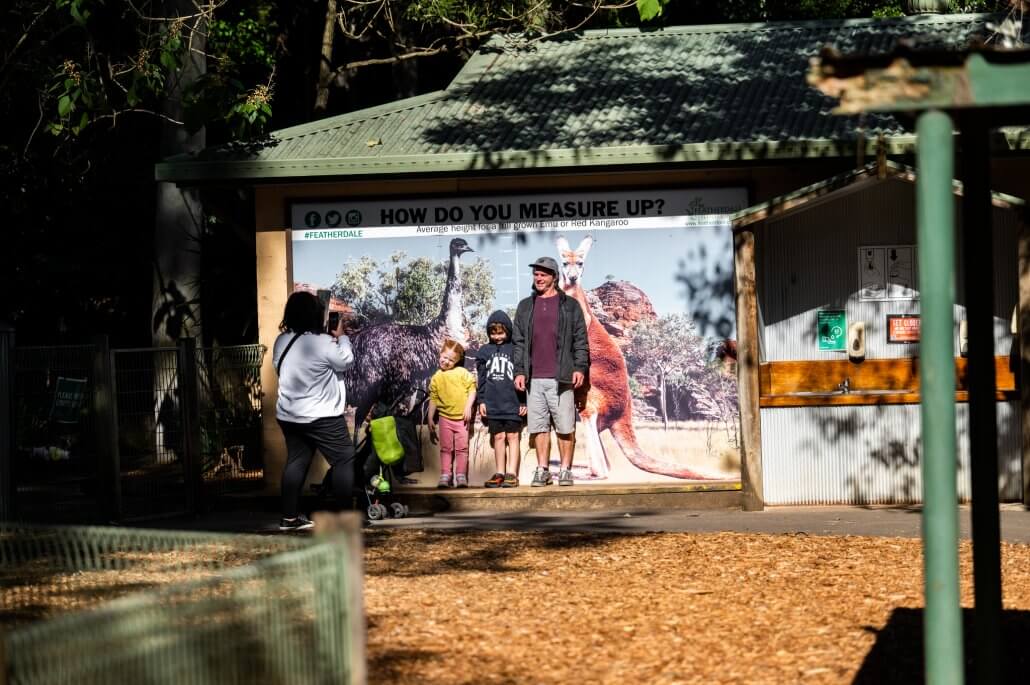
[272,291,355,531]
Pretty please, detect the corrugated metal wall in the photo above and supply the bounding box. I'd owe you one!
[758,178,1019,361]
[755,177,1023,504]
[761,403,1023,504]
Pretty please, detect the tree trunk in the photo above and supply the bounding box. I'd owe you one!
[659,372,668,431]
[153,1,206,347]
[152,1,206,483]
[313,0,337,114]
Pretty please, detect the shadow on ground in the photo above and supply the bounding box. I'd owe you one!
[854,608,1030,684]
[364,528,623,577]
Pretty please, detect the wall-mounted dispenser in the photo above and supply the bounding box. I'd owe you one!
[959,320,969,357]
[848,321,866,362]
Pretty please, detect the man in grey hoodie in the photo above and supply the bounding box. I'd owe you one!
[512,257,589,487]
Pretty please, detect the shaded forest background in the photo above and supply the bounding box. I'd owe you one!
[2,0,1006,347]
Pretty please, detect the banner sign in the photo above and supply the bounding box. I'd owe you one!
[292,188,746,238]
[887,314,921,343]
[290,188,747,486]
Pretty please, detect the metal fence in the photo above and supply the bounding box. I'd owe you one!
[197,345,265,491]
[10,345,101,522]
[0,520,365,684]
[4,334,267,523]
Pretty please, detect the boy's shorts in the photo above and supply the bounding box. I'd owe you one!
[487,419,523,436]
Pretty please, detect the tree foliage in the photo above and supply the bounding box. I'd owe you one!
[3,0,1015,343]
[625,314,739,428]
[332,252,496,329]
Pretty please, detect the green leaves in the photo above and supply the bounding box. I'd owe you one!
[636,0,670,21]
[57,0,94,26]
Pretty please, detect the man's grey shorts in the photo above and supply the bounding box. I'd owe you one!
[527,378,576,434]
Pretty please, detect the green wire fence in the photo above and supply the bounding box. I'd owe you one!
[0,521,365,684]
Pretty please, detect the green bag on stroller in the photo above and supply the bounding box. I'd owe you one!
[369,416,405,466]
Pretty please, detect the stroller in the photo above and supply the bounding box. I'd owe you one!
[314,387,426,520]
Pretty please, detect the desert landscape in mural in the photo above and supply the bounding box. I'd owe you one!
[293,224,740,484]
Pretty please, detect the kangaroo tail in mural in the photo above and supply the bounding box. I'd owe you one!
[608,418,718,480]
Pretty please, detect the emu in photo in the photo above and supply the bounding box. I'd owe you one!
[344,237,473,423]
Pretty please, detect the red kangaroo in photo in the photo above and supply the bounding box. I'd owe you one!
[557,235,713,480]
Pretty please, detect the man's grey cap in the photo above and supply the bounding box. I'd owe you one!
[529,256,559,274]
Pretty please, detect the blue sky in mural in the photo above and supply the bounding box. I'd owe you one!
[292,225,734,337]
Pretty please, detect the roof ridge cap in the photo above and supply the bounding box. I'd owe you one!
[574,12,994,39]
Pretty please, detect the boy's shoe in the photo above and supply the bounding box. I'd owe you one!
[437,474,453,489]
[485,473,505,488]
[455,473,469,488]
[558,468,574,486]
[279,515,315,532]
[530,467,552,487]
[502,473,519,488]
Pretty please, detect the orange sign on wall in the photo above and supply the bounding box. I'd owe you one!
[887,315,920,343]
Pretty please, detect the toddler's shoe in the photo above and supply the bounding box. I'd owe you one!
[502,473,519,488]
[455,473,469,488]
[437,473,453,489]
[485,473,505,488]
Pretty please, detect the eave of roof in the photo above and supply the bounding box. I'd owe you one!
[155,137,923,182]
[732,160,1026,229]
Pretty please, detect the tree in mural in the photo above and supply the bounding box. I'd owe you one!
[625,314,708,430]
[332,251,495,328]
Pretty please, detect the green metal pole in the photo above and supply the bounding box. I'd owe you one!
[917,109,964,685]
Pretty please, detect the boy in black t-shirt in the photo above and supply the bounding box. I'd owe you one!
[476,310,527,487]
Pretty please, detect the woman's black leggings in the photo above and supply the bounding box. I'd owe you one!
[278,416,355,518]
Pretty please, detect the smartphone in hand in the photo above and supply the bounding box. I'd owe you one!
[326,311,342,335]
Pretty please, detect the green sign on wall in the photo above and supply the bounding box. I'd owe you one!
[817,310,847,351]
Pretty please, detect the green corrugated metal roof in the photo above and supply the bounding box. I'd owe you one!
[157,13,1018,183]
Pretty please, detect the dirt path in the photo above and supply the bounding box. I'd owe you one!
[364,529,1030,684]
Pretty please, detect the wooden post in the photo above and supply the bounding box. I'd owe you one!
[1020,217,1030,508]
[314,511,367,685]
[734,228,764,511]
[959,116,1001,685]
[0,322,14,521]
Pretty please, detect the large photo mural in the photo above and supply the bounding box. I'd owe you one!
[290,188,747,485]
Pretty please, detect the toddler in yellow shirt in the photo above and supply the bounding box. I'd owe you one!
[428,339,477,488]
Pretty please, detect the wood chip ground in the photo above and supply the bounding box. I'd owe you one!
[364,530,1030,684]
[5,530,1030,683]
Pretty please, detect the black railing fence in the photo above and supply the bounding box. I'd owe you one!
[1,330,266,523]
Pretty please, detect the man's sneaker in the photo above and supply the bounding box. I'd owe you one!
[530,467,552,487]
[437,473,453,488]
[558,468,574,486]
[485,473,505,488]
[502,473,519,488]
[455,473,469,488]
[279,515,315,532]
